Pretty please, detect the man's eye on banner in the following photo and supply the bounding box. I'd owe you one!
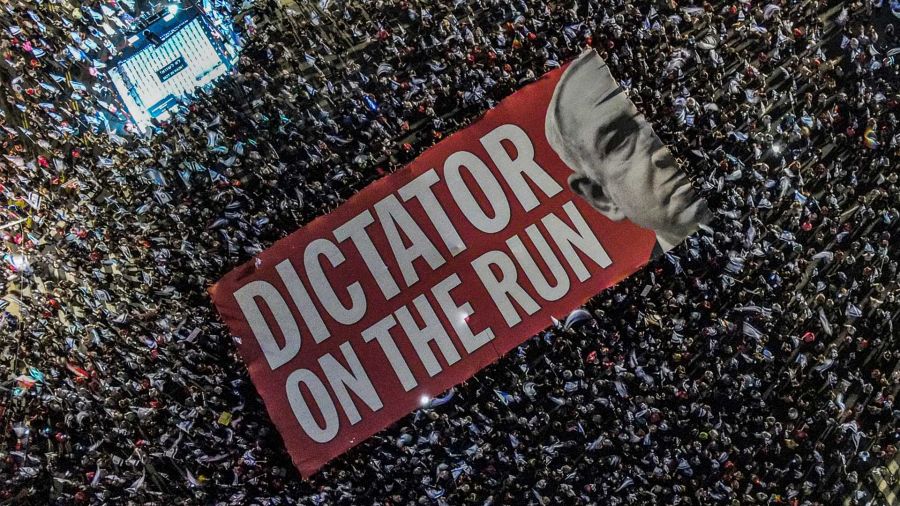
[545,49,712,256]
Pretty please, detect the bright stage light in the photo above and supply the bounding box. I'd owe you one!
[164,4,179,21]
[419,395,430,406]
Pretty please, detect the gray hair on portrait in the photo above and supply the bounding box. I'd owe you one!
[545,49,624,180]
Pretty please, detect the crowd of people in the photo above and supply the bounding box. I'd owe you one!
[0,0,898,503]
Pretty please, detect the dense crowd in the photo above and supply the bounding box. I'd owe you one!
[0,0,898,504]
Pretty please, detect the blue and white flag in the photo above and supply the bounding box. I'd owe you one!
[845,304,863,318]
[743,321,764,340]
[494,389,514,405]
[429,388,455,408]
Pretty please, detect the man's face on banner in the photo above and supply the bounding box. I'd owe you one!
[546,51,710,245]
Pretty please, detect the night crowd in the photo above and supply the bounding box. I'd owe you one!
[0,0,898,504]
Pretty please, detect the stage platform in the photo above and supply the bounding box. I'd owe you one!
[109,5,237,129]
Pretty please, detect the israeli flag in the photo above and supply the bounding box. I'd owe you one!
[494,389,514,405]
[376,63,394,76]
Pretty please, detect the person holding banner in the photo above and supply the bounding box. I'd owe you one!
[545,49,712,256]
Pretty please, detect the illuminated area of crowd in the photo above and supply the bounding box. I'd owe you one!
[0,0,898,504]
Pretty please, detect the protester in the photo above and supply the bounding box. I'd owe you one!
[0,0,897,504]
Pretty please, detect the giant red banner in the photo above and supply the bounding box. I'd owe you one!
[210,50,709,477]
